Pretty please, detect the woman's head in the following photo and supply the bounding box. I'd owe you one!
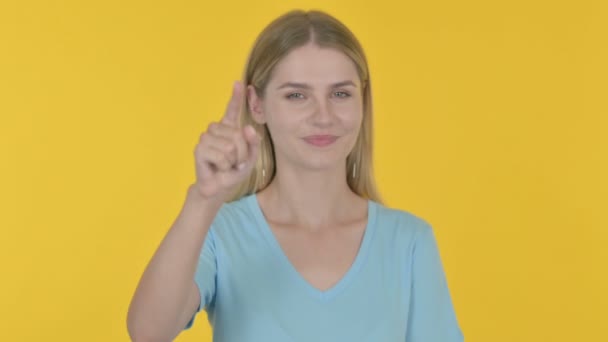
[228,9,383,204]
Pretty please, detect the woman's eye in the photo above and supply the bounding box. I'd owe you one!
[286,93,304,100]
[334,91,351,98]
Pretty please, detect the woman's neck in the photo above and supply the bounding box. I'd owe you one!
[256,167,364,231]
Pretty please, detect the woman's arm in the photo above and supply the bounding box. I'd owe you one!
[405,223,464,342]
[126,80,259,341]
[126,185,222,342]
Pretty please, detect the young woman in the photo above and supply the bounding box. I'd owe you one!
[127,9,464,342]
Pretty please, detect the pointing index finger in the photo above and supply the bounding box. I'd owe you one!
[221,81,244,127]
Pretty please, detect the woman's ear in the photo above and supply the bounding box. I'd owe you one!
[247,85,266,124]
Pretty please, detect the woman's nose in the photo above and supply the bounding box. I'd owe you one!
[312,98,334,123]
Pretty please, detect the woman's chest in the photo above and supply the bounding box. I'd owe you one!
[211,224,412,340]
[269,220,368,292]
[212,248,409,342]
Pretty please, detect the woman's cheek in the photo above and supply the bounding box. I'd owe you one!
[339,108,363,128]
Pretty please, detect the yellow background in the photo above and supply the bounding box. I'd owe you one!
[1,0,606,341]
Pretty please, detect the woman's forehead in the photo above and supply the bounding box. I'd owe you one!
[269,45,359,85]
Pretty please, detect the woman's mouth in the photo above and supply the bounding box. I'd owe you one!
[302,135,339,147]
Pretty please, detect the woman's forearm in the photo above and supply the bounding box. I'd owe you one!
[126,185,223,341]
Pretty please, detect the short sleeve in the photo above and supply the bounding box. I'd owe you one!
[183,227,218,330]
[405,223,464,341]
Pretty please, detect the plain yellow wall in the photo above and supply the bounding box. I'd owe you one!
[1,0,606,341]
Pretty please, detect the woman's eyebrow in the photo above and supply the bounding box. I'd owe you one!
[276,80,357,90]
[332,80,357,88]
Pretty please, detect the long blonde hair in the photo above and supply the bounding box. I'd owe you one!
[227,9,384,205]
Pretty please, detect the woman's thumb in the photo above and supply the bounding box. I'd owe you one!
[244,125,261,160]
[244,125,261,146]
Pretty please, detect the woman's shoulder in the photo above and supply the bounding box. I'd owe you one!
[373,200,434,238]
[220,193,253,214]
[198,194,268,252]
[205,194,255,233]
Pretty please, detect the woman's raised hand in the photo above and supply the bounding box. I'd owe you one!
[193,81,261,202]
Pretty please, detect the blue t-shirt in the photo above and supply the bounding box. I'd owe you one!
[184,193,464,341]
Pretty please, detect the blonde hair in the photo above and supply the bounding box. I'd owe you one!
[227,9,384,205]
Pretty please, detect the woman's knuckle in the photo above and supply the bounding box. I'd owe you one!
[225,143,236,153]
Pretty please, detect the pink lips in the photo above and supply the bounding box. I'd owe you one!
[303,135,339,147]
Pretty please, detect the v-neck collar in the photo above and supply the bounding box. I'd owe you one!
[246,193,378,302]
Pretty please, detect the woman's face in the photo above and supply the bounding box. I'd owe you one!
[248,42,364,172]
